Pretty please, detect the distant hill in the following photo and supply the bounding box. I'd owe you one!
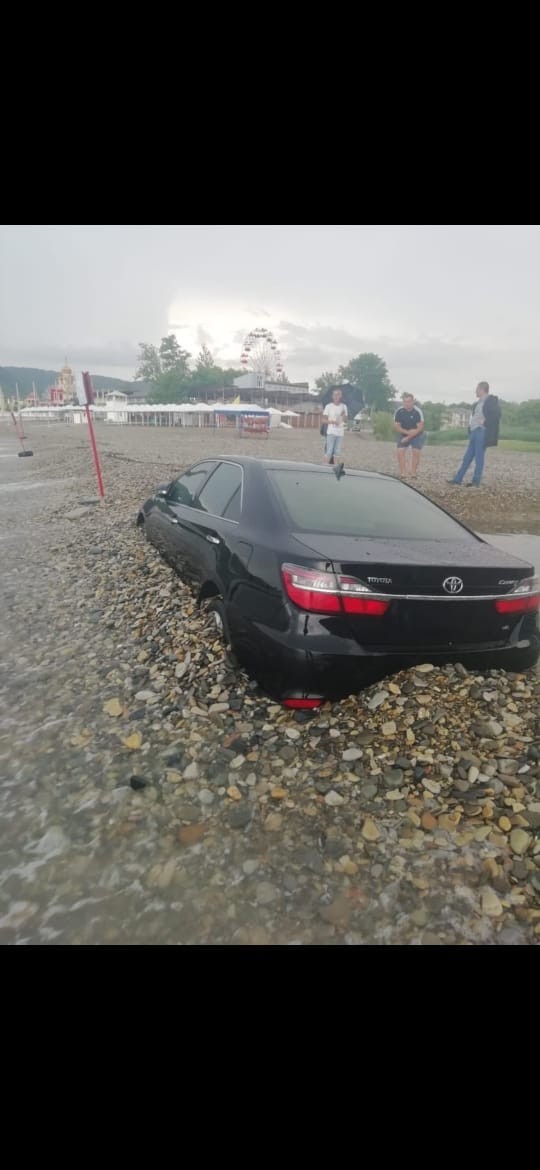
[0,366,143,400]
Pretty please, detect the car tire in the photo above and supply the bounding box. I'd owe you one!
[206,598,237,664]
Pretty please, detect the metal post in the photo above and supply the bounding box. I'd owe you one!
[82,372,105,499]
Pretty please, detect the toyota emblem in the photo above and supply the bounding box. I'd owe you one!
[443,576,464,594]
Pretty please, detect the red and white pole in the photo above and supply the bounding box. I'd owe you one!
[82,372,105,499]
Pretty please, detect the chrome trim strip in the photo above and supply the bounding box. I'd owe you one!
[359,591,540,603]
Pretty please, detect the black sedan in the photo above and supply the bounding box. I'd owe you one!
[137,457,539,705]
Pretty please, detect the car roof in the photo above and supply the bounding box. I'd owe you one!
[199,456,393,481]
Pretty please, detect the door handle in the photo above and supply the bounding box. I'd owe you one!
[206,535,220,544]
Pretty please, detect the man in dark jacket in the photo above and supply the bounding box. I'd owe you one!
[448,381,500,487]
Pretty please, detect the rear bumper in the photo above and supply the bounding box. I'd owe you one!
[230,610,539,697]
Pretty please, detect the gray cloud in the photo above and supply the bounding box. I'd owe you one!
[1,225,539,402]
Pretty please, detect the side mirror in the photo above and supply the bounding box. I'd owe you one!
[155,484,170,498]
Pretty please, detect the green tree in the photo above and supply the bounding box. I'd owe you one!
[134,342,161,383]
[315,371,339,393]
[338,353,395,411]
[421,401,444,432]
[148,370,192,404]
[372,412,395,441]
[195,344,215,371]
[159,334,191,376]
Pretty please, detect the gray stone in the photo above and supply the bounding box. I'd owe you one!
[384,768,404,788]
[176,804,202,823]
[497,758,519,775]
[229,805,252,829]
[367,691,388,712]
[183,761,199,780]
[256,882,279,905]
[325,790,345,807]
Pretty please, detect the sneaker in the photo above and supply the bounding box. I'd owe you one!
[446,479,459,484]
[466,482,480,488]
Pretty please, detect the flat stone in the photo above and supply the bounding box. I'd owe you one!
[264,813,283,831]
[362,817,381,842]
[183,761,199,781]
[382,721,397,737]
[384,768,404,787]
[256,882,279,905]
[177,804,202,823]
[342,748,363,762]
[482,888,504,917]
[510,829,531,856]
[367,691,388,711]
[325,790,345,807]
[473,721,503,738]
[497,759,519,775]
[415,663,435,673]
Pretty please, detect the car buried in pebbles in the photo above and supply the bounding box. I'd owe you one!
[137,457,539,707]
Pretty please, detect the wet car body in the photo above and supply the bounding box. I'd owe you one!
[138,457,539,700]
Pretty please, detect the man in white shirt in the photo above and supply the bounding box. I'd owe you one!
[323,387,348,465]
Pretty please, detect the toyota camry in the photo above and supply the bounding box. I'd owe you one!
[137,457,539,704]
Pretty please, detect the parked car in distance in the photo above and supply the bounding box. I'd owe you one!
[137,457,539,705]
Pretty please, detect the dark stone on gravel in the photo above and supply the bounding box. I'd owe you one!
[315,779,333,795]
[413,766,424,782]
[324,838,348,859]
[395,757,410,770]
[512,861,528,881]
[228,737,247,754]
[129,775,148,791]
[296,848,325,874]
[294,709,316,723]
[522,811,540,829]
[279,745,296,762]
[228,806,252,829]
[384,768,404,788]
[165,751,184,767]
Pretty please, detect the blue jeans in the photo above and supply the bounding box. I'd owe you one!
[453,427,485,485]
[325,433,343,459]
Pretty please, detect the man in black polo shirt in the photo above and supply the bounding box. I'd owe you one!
[393,394,425,478]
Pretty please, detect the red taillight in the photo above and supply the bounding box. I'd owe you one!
[343,597,390,616]
[282,698,323,709]
[281,563,390,617]
[281,565,341,613]
[495,595,539,614]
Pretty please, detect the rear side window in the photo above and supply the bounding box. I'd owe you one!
[267,470,475,540]
[198,462,243,520]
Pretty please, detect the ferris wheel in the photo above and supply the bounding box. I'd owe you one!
[240,327,284,380]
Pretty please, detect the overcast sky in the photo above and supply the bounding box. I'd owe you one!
[1,224,539,402]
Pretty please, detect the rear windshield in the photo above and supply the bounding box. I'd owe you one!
[267,470,475,541]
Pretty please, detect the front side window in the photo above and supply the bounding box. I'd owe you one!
[168,462,217,506]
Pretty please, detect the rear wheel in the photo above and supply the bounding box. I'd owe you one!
[206,598,237,665]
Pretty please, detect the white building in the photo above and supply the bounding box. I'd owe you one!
[104,391,128,424]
